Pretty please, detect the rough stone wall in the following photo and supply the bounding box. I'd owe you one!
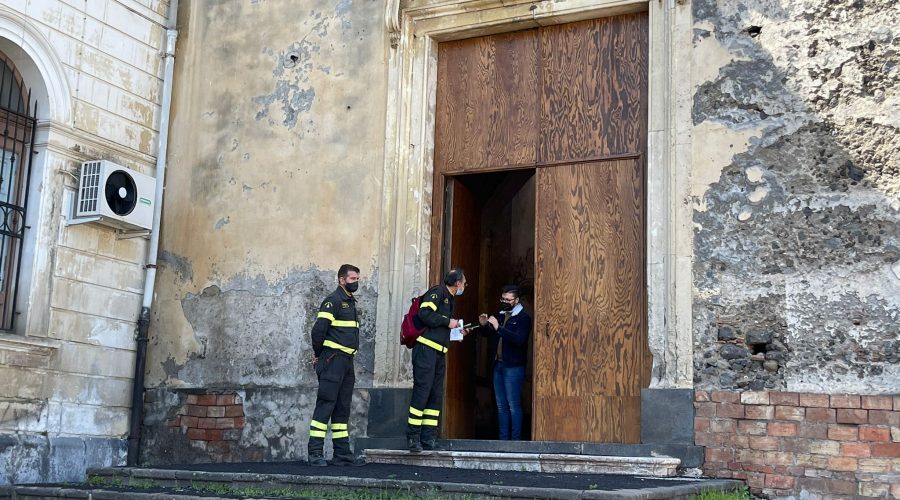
[144,0,387,463]
[691,0,900,393]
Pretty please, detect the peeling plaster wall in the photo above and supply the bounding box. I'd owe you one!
[144,0,899,465]
[691,0,899,393]
[145,0,386,463]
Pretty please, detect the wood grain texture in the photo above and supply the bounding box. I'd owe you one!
[539,13,648,163]
[432,13,650,443]
[434,30,540,173]
[442,179,480,439]
[533,159,646,443]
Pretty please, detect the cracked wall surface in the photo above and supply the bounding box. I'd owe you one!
[691,0,899,393]
[145,0,386,463]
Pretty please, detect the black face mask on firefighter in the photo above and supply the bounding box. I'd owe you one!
[345,281,359,293]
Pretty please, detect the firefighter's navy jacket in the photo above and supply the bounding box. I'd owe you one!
[311,286,359,357]
[416,285,455,352]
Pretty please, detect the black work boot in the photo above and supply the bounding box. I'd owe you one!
[308,437,327,466]
[421,429,441,451]
[407,436,423,453]
[331,439,365,466]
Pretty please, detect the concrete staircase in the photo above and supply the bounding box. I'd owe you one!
[2,463,745,500]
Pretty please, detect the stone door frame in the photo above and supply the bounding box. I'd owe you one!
[374,0,694,389]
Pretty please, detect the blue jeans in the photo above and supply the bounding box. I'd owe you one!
[492,361,525,440]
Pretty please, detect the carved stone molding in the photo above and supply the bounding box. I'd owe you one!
[386,0,402,48]
[0,332,59,369]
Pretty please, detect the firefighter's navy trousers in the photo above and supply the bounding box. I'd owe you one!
[308,348,355,461]
[406,341,446,441]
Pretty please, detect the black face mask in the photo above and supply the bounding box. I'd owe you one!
[345,281,359,293]
[499,302,513,312]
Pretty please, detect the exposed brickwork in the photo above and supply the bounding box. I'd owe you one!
[165,391,246,462]
[695,390,900,499]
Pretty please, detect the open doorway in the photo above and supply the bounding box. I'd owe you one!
[441,169,535,441]
[432,14,649,444]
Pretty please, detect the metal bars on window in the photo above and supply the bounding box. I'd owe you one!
[0,63,37,331]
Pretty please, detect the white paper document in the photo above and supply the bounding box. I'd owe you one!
[450,324,464,342]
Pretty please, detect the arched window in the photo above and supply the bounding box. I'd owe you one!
[0,50,36,331]
[0,55,27,114]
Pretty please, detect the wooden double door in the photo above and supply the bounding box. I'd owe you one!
[431,13,651,443]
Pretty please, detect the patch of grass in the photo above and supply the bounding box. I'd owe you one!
[86,476,124,489]
[128,478,159,489]
[86,476,482,500]
[190,480,232,496]
[693,486,751,500]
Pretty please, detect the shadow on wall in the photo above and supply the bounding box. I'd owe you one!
[690,0,900,393]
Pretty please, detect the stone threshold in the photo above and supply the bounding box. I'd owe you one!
[356,437,704,468]
[364,449,681,476]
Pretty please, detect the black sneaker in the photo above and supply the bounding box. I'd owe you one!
[407,437,423,453]
[308,456,327,467]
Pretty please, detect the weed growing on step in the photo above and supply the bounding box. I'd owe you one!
[86,475,126,489]
[128,478,160,489]
[693,486,751,500]
[183,481,482,499]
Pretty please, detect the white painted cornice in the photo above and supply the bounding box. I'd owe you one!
[35,120,157,170]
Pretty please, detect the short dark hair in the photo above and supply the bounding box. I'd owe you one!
[338,264,360,278]
[501,284,520,298]
[443,268,465,286]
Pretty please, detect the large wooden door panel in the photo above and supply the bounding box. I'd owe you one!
[435,30,540,173]
[533,159,645,443]
[442,179,480,439]
[540,14,648,163]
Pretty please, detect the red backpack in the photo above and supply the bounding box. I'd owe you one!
[400,295,427,348]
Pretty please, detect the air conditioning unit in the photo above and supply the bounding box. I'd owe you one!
[74,160,156,230]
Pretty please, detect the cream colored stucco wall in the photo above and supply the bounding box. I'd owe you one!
[147,0,388,388]
[0,0,169,484]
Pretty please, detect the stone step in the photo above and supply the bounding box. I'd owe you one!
[363,449,681,477]
[7,464,743,500]
[355,438,704,469]
[1,485,220,499]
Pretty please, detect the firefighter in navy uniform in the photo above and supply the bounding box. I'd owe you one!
[308,264,366,467]
[406,268,467,452]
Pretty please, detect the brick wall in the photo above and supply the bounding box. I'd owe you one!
[163,392,253,462]
[695,391,900,499]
